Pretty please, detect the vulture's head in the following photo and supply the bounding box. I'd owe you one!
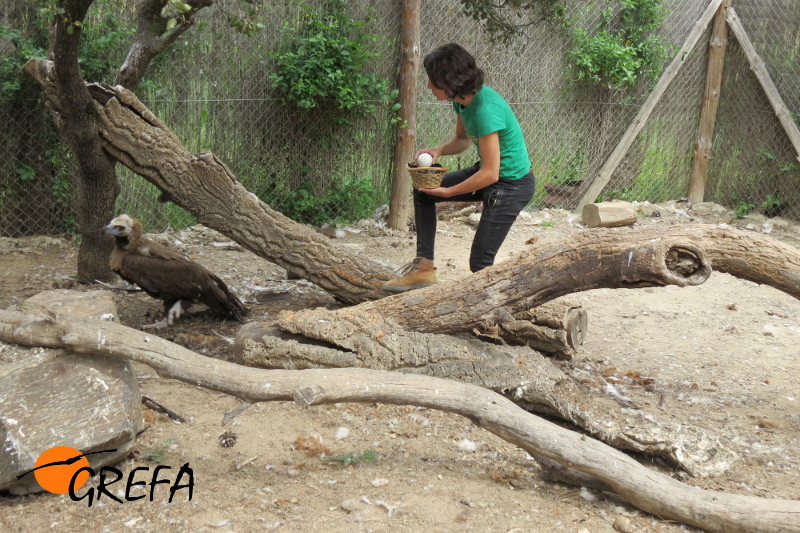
[104,214,141,249]
[103,214,135,237]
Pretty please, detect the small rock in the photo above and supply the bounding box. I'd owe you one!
[614,515,635,533]
[341,499,366,513]
[456,438,477,452]
[455,508,472,523]
[334,427,350,440]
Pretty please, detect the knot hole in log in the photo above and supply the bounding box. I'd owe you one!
[665,246,711,286]
[294,385,325,407]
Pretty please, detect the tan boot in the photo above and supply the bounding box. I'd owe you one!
[381,257,436,293]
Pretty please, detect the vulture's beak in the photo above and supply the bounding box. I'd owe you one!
[103,223,121,236]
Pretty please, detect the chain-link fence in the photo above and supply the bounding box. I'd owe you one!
[1,0,798,237]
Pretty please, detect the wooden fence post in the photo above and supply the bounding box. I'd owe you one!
[726,7,800,164]
[388,0,421,230]
[575,0,724,212]
[688,0,731,204]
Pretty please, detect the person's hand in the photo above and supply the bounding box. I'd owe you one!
[415,185,450,197]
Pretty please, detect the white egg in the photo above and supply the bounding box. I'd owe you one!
[417,153,433,167]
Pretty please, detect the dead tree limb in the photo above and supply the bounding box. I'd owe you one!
[359,227,712,333]
[237,306,737,477]
[0,309,797,533]
[498,299,588,359]
[22,61,800,316]
[22,61,390,305]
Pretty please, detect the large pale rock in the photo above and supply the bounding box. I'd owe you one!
[0,290,142,495]
[582,201,638,228]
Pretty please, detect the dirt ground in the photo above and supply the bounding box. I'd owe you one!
[1,200,800,533]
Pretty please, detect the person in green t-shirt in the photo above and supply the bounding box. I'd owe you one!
[383,43,535,293]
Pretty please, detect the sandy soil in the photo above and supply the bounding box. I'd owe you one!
[1,200,799,533]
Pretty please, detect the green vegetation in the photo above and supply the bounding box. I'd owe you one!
[460,0,672,90]
[0,25,47,100]
[270,0,393,122]
[323,449,379,466]
[547,145,585,185]
[1,1,135,235]
[141,439,173,463]
[761,194,783,217]
[732,193,755,219]
[276,174,383,227]
[567,0,672,89]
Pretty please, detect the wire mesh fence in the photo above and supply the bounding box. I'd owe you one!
[0,0,798,238]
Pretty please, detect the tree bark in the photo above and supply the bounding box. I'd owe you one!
[20,72,394,304]
[1,309,797,533]
[21,67,800,315]
[496,299,588,359]
[48,0,119,283]
[24,0,217,282]
[359,226,712,333]
[236,302,739,477]
[115,0,213,90]
[388,0,420,230]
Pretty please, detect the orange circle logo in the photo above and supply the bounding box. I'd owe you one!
[33,446,91,494]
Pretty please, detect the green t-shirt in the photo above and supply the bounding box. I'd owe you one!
[453,85,531,180]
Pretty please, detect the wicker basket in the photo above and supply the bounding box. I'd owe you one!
[407,163,448,189]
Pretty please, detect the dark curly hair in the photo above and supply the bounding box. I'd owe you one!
[423,43,484,99]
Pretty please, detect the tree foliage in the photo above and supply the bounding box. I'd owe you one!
[460,0,671,90]
[568,0,670,89]
[459,0,566,44]
[269,0,393,121]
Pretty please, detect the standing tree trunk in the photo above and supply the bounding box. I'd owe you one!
[50,0,118,283]
[388,0,421,230]
[688,0,730,203]
[115,0,213,91]
[30,0,216,282]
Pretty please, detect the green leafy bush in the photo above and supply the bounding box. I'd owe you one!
[270,0,391,121]
[567,0,671,89]
[0,25,47,100]
[279,174,379,226]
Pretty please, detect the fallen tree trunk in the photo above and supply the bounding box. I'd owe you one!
[498,300,588,359]
[359,227,712,333]
[237,306,738,477]
[357,223,800,334]
[1,309,797,533]
[24,60,800,316]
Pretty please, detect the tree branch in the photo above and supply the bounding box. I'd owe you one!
[116,0,214,89]
[0,309,797,533]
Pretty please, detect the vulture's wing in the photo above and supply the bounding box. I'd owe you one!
[119,252,209,303]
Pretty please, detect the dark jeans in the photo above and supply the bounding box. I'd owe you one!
[414,164,536,272]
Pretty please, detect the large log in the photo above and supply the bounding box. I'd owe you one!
[23,60,800,315]
[498,299,588,359]
[0,309,797,533]
[236,304,737,477]
[359,225,712,333]
[22,60,390,305]
[359,223,800,332]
